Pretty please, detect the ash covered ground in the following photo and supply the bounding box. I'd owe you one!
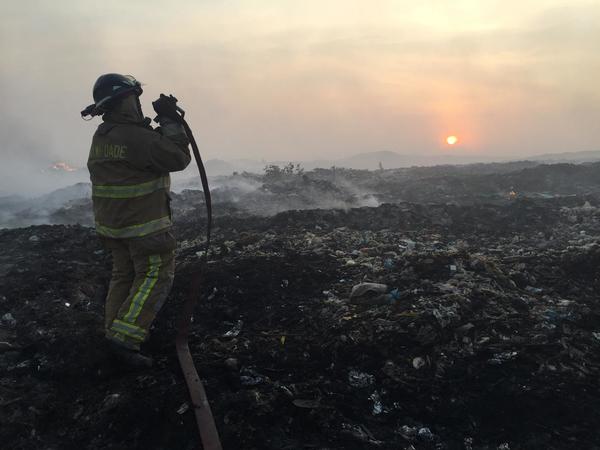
[2,162,600,449]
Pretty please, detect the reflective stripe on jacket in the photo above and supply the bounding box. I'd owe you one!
[87,104,191,239]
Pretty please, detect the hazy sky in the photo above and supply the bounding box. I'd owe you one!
[1,0,599,180]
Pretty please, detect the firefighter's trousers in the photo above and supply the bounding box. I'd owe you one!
[102,232,176,350]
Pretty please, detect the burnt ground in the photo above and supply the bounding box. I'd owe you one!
[2,199,600,449]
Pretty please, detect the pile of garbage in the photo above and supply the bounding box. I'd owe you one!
[2,195,600,449]
[6,160,600,229]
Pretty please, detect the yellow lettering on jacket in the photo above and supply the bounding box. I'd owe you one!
[90,144,128,160]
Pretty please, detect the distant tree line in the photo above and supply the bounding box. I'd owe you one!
[263,163,304,181]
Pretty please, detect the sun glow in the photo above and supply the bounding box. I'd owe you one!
[446,135,458,145]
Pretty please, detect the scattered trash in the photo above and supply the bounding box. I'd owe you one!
[349,282,388,305]
[370,391,383,415]
[100,393,121,412]
[223,320,243,338]
[350,282,387,297]
[176,402,189,415]
[418,427,434,441]
[412,357,427,370]
[525,286,543,294]
[399,239,416,252]
[224,358,238,370]
[398,425,418,441]
[464,436,474,450]
[240,368,266,386]
[1,312,16,328]
[489,351,518,365]
[432,304,460,328]
[207,287,218,301]
[398,425,435,442]
[340,423,383,446]
[348,370,375,388]
[455,322,475,335]
[386,288,402,303]
[0,341,17,352]
[292,399,321,409]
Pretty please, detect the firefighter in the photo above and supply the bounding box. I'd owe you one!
[85,74,191,367]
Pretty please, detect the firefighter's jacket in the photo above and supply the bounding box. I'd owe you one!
[87,104,191,239]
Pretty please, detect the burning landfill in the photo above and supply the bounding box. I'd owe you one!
[2,161,600,449]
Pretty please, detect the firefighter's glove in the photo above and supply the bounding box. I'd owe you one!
[156,116,186,137]
[152,94,183,124]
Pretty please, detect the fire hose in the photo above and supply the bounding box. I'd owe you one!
[175,110,223,450]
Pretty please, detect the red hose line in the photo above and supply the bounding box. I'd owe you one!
[175,118,221,449]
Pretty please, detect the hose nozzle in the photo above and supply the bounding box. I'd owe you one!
[81,103,102,120]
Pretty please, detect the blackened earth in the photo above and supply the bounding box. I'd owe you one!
[2,199,600,449]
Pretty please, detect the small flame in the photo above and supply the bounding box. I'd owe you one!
[50,162,77,172]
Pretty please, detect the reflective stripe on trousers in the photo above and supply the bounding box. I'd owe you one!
[109,254,162,342]
[111,319,147,341]
[123,255,161,323]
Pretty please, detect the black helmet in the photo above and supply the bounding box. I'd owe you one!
[92,73,143,109]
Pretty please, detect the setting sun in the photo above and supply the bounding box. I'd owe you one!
[446,135,458,145]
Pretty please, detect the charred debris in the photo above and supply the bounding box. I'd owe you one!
[2,160,600,449]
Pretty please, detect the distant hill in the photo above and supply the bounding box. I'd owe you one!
[299,151,502,170]
[334,150,411,170]
[34,182,92,209]
[526,150,600,163]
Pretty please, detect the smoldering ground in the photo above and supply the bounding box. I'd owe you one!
[3,160,600,448]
